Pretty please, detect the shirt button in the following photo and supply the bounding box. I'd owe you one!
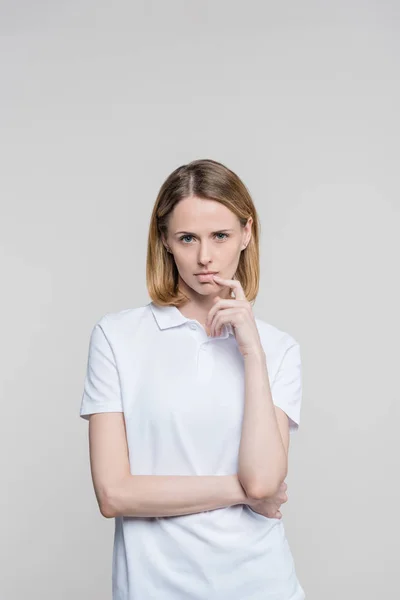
[189,323,197,330]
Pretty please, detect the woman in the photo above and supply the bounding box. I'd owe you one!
[80,158,305,599]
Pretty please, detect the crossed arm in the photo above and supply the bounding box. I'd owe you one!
[87,397,290,519]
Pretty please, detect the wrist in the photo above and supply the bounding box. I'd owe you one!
[242,347,266,362]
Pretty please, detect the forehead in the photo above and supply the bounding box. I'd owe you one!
[169,196,239,229]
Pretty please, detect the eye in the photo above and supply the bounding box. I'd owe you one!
[179,235,194,243]
[178,233,229,244]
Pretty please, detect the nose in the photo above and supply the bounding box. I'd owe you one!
[197,243,213,268]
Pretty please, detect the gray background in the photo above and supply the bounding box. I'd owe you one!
[1,1,399,598]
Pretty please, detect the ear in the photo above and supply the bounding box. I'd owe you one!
[240,220,251,250]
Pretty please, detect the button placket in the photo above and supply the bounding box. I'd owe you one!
[197,339,214,385]
[186,322,217,384]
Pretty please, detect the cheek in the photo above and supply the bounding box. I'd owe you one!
[172,251,193,272]
[225,247,242,264]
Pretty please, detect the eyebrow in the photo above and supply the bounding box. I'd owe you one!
[174,229,235,236]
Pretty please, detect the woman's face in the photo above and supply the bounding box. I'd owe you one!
[163,195,252,299]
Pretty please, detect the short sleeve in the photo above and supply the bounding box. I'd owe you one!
[80,321,123,420]
[271,342,302,434]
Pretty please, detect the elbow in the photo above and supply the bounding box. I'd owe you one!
[247,483,276,501]
[248,482,277,501]
[99,475,131,518]
[98,487,119,519]
[100,502,115,519]
[247,471,288,501]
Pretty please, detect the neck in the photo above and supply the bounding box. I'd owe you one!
[176,277,231,324]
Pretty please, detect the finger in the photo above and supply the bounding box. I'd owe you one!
[206,296,224,332]
[206,299,244,332]
[210,307,237,336]
[211,274,246,300]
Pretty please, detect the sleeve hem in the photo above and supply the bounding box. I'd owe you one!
[80,406,124,420]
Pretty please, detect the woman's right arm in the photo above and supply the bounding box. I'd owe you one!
[87,412,249,518]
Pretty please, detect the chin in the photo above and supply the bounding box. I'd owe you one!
[194,285,215,293]
[192,282,217,294]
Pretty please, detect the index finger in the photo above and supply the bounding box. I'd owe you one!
[211,274,246,300]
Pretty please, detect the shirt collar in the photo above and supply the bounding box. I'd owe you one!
[149,301,234,338]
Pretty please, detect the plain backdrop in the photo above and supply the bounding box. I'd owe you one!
[1,1,399,599]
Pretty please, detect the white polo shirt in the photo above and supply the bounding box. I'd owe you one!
[80,301,305,600]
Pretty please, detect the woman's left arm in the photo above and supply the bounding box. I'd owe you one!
[206,274,290,501]
[239,351,289,500]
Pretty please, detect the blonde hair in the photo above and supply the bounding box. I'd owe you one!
[146,158,261,307]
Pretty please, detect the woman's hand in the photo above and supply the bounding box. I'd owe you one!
[205,274,264,357]
[246,481,288,519]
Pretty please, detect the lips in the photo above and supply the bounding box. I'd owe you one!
[195,272,218,275]
[195,272,218,282]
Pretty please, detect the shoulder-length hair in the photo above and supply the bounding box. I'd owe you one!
[146,158,261,307]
